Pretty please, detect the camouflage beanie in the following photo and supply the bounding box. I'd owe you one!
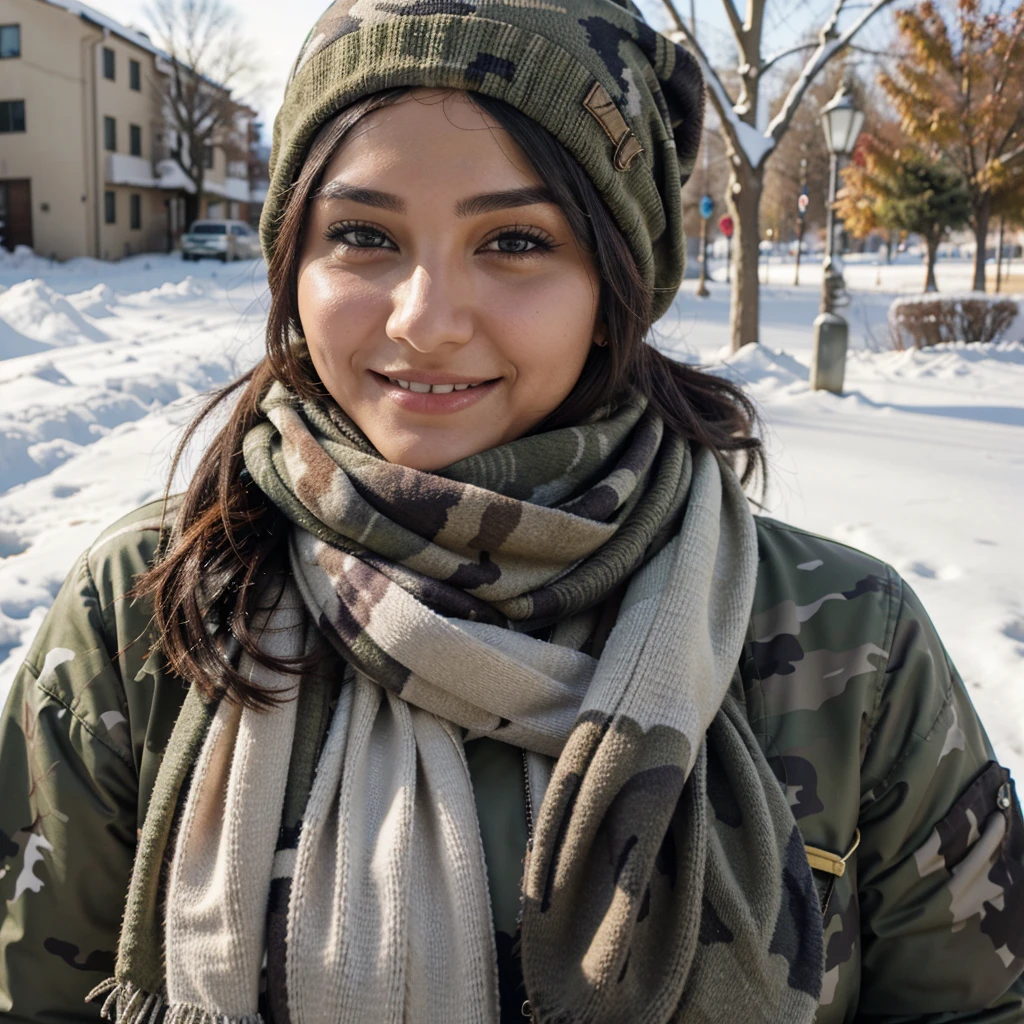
[261,0,705,320]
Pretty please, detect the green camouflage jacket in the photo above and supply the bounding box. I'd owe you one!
[1,500,1022,1022]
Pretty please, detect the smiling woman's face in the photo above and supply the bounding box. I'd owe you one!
[297,90,602,471]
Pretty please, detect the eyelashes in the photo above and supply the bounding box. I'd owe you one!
[322,220,559,258]
[480,224,558,255]
[323,221,397,250]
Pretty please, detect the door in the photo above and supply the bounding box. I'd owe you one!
[0,179,32,252]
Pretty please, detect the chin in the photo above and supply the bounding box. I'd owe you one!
[376,437,489,472]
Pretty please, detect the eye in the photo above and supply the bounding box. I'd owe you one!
[480,226,557,257]
[324,221,397,250]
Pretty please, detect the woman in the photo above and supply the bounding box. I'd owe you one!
[0,0,1021,1021]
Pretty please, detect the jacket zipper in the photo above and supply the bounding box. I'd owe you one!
[521,748,535,1022]
[521,748,535,849]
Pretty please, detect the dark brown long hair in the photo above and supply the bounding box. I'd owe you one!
[134,89,766,709]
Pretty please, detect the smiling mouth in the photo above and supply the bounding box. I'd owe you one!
[387,376,482,394]
[373,371,500,394]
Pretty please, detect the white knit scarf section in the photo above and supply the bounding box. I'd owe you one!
[161,447,757,1023]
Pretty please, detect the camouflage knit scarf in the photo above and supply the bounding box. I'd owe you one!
[90,385,824,1024]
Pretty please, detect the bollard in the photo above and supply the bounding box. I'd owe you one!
[810,313,848,394]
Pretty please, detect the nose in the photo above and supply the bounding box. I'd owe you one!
[386,262,474,353]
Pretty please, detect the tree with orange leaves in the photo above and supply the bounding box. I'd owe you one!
[880,0,1024,292]
[837,133,970,292]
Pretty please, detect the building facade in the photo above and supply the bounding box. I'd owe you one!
[0,0,255,260]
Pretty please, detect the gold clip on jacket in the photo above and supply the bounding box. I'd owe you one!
[805,829,862,878]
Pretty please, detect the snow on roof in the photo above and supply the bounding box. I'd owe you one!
[40,0,245,97]
[41,0,170,60]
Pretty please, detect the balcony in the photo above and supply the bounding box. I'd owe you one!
[154,159,254,202]
[105,153,160,188]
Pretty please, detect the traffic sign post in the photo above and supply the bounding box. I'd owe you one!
[718,214,734,285]
[696,195,713,298]
[795,187,809,286]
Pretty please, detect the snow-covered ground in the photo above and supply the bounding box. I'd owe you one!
[1,248,1021,782]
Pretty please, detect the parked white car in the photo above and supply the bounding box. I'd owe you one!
[181,220,261,262]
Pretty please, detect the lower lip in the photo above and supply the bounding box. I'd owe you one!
[371,372,501,414]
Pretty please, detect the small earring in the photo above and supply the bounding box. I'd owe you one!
[594,336,608,347]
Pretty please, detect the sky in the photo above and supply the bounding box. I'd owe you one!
[79,0,895,141]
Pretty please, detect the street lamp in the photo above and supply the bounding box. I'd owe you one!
[811,81,865,393]
[820,82,865,315]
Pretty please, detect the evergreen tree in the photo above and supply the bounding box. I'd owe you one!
[838,138,970,291]
[880,0,1024,292]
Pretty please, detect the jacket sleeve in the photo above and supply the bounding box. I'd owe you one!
[0,553,138,1022]
[854,578,1024,1021]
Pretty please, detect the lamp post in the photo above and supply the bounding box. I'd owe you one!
[811,81,865,394]
[794,155,808,286]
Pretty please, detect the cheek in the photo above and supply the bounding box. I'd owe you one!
[487,272,597,386]
[296,263,385,380]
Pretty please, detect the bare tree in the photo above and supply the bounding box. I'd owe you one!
[149,0,256,227]
[760,63,841,257]
[660,0,897,351]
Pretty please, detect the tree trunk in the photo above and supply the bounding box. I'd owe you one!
[971,201,990,292]
[726,161,764,352]
[924,235,939,293]
[995,218,1005,293]
[184,190,201,229]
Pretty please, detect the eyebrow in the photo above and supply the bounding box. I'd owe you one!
[454,186,556,217]
[314,182,557,217]
[315,182,406,213]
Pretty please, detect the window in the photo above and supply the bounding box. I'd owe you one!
[129,123,142,157]
[129,58,140,91]
[102,47,115,80]
[203,145,214,170]
[0,25,20,59]
[130,193,141,230]
[0,100,25,132]
[104,191,116,225]
[104,116,116,151]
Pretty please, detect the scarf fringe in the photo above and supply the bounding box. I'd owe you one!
[85,979,166,1024]
[85,980,264,1024]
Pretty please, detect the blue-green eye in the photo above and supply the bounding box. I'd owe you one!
[325,222,396,249]
[481,228,556,256]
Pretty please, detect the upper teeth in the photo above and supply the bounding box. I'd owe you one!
[387,377,482,393]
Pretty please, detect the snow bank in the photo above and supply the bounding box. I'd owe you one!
[67,283,118,318]
[0,278,108,352]
[0,245,55,276]
[130,276,214,304]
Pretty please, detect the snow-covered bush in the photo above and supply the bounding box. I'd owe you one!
[888,294,1019,349]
